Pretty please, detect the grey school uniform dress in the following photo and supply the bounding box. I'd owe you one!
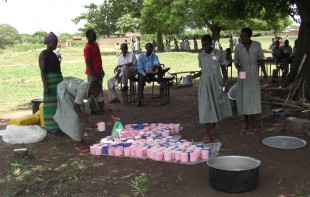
[54,77,104,141]
[234,41,265,115]
[198,49,232,124]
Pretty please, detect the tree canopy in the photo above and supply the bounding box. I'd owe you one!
[187,0,293,39]
[115,13,139,33]
[0,24,20,48]
[72,0,143,35]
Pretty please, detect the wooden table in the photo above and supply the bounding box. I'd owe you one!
[261,59,284,77]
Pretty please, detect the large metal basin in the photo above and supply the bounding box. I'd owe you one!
[207,156,261,193]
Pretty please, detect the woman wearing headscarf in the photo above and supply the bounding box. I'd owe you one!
[38,32,63,136]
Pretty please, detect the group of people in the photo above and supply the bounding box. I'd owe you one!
[40,30,119,152]
[271,36,296,81]
[39,30,165,152]
[39,27,268,151]
[152,37,195,52]
[107,42,164,107]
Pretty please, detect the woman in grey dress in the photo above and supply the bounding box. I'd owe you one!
[54,77,120,152]
[234,28,267,134]
[190,35,232,143]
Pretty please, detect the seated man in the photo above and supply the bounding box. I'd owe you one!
[271,40,283,73]
[107,43,137,103]
[136,43,164,107]
[54,77,119,153]
[280,40,293,80]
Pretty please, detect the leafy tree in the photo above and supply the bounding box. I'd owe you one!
[0,24,20,48]
[72,0,143,35]
[140,0,186,51]
[202,0,309,101]
[187,0,292,40]
[31,31,48,43]
[116,13,139,32]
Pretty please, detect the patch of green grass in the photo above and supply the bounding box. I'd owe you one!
[2,159,96,196]
[0,36,297,115]
[129,175,148,197]
[295,184,309,197]
[9,157,30,174]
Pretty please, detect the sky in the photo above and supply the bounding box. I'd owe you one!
[0,0,99,34]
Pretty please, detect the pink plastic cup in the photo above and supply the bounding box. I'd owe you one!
[174,124,181,133]
[164,151,172,161]
[114,147,123,156]
[130,147,137,157]
[97,122,105,132]
[90,145,97,155]
[190,151,198,162]
[180,152,188,162]
[170,150,175,160]
[95,146,103,155]
[124,147,131,156]
[155,151,163,161]
[108,147,116,156]
[125,124,132,129]
[175,151,181,161]
[201,150,209,160]
[239,71,246,79]
[136,148,144,158]
[148,149,155,160]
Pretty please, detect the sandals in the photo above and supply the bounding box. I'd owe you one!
[75,145,90,153]
[240,126,257,135]
[203,135,212,143]
[246,128,257,135]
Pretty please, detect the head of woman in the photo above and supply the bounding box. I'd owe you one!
[44,32,58,50]
[240,28,252,44]
[201,34,213,53]
[89,80,102,97]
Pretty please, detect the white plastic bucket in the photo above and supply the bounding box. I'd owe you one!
[228,84,237,101]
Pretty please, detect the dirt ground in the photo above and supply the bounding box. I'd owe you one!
[0,85,310,197]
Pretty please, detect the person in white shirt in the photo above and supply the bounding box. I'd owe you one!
[107,43,137,103]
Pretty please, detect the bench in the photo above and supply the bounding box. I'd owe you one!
[122,75,175,105]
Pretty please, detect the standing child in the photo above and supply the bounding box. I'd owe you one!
[190,35,232,143]
[234,28,267,134]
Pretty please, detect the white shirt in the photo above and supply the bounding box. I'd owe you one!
[117,52,137,67]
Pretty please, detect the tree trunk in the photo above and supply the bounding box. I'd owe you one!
[210,25,221,41]
[156,32,163,51]
[285,0,310,101]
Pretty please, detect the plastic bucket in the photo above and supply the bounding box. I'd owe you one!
[228,84,237,101]
[31,97,43,114]
[183,76,190,85]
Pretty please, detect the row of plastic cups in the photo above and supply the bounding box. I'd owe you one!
[90,144,105,155]
[124,123,181,134]
[92,143,210,162]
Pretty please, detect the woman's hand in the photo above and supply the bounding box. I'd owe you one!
[111,116,120,123]
[44,86,49,95]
